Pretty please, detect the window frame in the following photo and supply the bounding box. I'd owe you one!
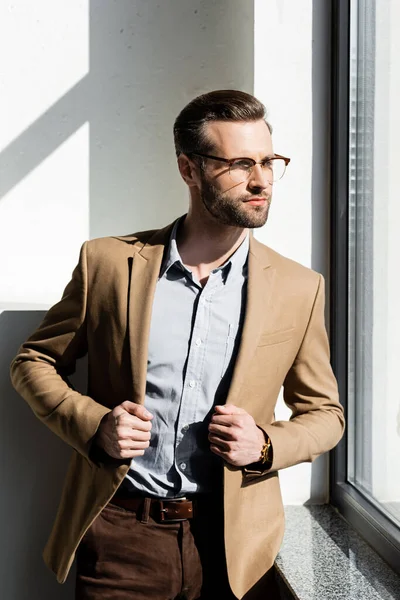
[330,0,400,575]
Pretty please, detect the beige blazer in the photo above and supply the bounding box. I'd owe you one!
[10,219,344,599]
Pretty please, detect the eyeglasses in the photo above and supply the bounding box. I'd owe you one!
[190,152,291,184]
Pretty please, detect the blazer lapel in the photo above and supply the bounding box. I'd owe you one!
[225,236,276,407]
[128,221,176,404]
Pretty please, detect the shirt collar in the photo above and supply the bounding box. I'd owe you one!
[159,217,185,279]
[160,216,249,283]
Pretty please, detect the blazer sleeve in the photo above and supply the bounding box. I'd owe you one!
[10,242,111,462]
[244,274,345,478]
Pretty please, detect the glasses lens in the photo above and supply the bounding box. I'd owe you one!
[228,159,254,183]
[228,158,287,183]
[271,158,287,181]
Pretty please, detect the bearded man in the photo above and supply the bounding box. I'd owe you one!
[10,90,345,600]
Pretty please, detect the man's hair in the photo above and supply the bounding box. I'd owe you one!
[173,89,272,158]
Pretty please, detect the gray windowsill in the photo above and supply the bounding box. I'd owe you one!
[274,505,400,600]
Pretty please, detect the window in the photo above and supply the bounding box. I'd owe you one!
[331,0,400,574]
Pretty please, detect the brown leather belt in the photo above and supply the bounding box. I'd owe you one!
[110,493,196,522]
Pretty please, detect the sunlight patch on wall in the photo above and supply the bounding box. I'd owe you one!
[0,124,89,309]
[0,0,89,153]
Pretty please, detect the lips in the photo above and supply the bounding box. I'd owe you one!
[246,197,266,201]
[244,197,268,205]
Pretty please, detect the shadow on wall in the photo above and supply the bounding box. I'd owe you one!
[0,312,76,599]
[1,1,254,598]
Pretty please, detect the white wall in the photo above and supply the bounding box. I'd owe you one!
[254,0,332,504]
[0,1,332,597]
[0,2,90,310]
[0,0,254,309]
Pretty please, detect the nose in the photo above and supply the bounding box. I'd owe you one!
[247,163,272,190]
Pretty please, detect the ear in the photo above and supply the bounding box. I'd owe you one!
[177,154,201,188]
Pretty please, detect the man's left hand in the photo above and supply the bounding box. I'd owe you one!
[208,404,265,467]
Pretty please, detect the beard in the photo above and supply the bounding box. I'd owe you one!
[200,173,271,229]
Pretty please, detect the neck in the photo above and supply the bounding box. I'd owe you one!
[177,206,248,274]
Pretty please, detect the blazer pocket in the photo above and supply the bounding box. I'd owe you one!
[258,328,295,347]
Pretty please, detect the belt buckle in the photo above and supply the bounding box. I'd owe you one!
[158,497,189,523]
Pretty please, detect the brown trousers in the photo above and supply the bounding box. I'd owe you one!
[75,498,281,600]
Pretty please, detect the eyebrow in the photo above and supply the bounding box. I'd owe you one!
[240,155,275,164]
[233,153,274,160]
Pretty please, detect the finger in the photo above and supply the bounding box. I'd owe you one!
[208,424,235,439]
[208,435,231,451]
[209,445,237,466]
[120,401,153,420]
[213,404,246,415]
[119,448,147,459]
[130,416,153,432]
[209,444,227,457]
[115,414,153,431]
[112,404,127,418]
[116,428,151,442]
[210,414,236,427]
[116,439,150,453]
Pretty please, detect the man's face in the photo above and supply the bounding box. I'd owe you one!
[197,120,274,229]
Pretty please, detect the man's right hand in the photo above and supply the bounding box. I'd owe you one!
[95,401,153,460]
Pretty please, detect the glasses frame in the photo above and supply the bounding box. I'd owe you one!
[189,152,291,181]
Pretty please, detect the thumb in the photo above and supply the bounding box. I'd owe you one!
[121,401,153,420]
[213,404,245,415]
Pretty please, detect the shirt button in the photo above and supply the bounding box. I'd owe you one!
[195,338,202,347]
[189,380,196,388]
[180,462,187,471]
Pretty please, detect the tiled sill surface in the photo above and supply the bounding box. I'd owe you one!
[274,505,400,600]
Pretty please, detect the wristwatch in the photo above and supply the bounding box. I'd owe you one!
[259,434,272,466]
[243,430,273,474]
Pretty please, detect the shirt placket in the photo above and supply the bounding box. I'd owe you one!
[175,271,221,482]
